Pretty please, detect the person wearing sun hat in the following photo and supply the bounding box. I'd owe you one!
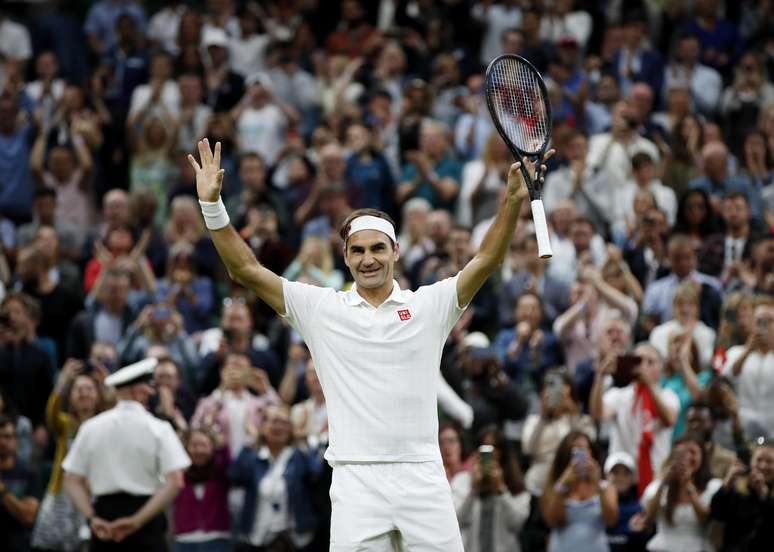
[62,358,190,551]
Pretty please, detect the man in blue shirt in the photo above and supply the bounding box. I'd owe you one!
[0,95,34,224]
[84,0,146,56]
[689,142,763,221]
[397,120,462,212]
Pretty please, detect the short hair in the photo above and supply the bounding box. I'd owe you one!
[571,215,595,230]
[339,208,397,245]
[631,152,655,170]
[2,291,40,319]
[239,151,265,168]
[686,400,712,414]
[500,27,524,42]
[677,30,700,43]
[673,280,700,305]
[667,233,695,253]
[633,341,664,365]
[724,191,748,203]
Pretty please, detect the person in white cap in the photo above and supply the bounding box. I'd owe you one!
[189,138,552,551]
[604,451,649,552]
[62,358,191,551]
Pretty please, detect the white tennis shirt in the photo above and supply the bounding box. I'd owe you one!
[62,400,191,496]
[281,275,466,463]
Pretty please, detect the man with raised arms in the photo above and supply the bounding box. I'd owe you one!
[189,139,550,551]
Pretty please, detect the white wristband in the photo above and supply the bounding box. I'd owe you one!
[199,197,230,230]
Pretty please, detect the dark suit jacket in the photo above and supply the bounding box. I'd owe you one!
[612,48,664,101]
[0,342,53,426]
[65,307,135,361]
[698,232,755,278]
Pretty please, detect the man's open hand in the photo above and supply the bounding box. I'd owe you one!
[188,138,224,202]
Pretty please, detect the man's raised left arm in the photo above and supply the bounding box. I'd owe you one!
[457,151,553,307]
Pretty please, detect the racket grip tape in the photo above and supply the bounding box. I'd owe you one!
[530,199,553,259]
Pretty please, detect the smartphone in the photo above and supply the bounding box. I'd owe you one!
[479,445,495,471]
[572,447,588,476]
[614,354,641,387]
[544,373,564,408]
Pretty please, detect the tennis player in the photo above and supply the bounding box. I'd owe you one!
[190,139,551,551]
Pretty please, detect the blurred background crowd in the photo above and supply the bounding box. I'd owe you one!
[0,0,773,551]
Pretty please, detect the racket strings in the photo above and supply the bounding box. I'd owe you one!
[489,59,549,155]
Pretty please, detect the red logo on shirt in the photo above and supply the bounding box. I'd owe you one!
[397,309,412,321]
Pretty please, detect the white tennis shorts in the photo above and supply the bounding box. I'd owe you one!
[329,460,464,552]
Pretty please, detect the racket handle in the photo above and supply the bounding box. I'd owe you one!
[530,199,553,259]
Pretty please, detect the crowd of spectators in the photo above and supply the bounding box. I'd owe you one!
[0,0,773,551]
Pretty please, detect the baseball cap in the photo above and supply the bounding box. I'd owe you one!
[462,332,490,349]
[604,451,637,475]
[245,72,273,89]
[201,27,230,49]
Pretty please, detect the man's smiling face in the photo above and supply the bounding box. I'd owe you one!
[344,230,399,290]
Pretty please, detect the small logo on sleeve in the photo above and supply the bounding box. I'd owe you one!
[397,309,412,321]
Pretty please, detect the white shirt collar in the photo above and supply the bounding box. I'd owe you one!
[344,280,406,307]
[116,400,147,413]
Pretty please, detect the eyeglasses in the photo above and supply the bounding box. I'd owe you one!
[222,297,247,308]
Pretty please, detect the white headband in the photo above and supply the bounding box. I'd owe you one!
[347,215,397,243]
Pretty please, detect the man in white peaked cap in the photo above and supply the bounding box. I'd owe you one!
[62,358,190,551]
[190,138,551,550]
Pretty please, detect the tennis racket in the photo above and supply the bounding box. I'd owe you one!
[484,54,553,259]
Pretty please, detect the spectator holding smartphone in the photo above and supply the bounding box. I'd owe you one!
[710,441,774,551]
[723,298,774,440]
[457,425,531,552]
[640,435,722,552]
[522,370,596,494]
[604,452,649,552]
[590,343,679,495]
[541,430,619,552]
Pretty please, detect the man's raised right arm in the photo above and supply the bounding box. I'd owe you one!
[190,139,285,316]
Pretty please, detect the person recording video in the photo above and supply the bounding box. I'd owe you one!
[456,425,531,552]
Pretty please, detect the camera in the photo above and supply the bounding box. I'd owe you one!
[614,354,641,387]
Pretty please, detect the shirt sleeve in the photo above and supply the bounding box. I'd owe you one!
[61,422,92,476]
[157,421,191,475]
[722,346,745,378]
[701,478,723,506]
[280,278,333,341]
[421,274,467,338]
[602,386,623,420]
[659,387,681,416]
[641,479,662,508]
